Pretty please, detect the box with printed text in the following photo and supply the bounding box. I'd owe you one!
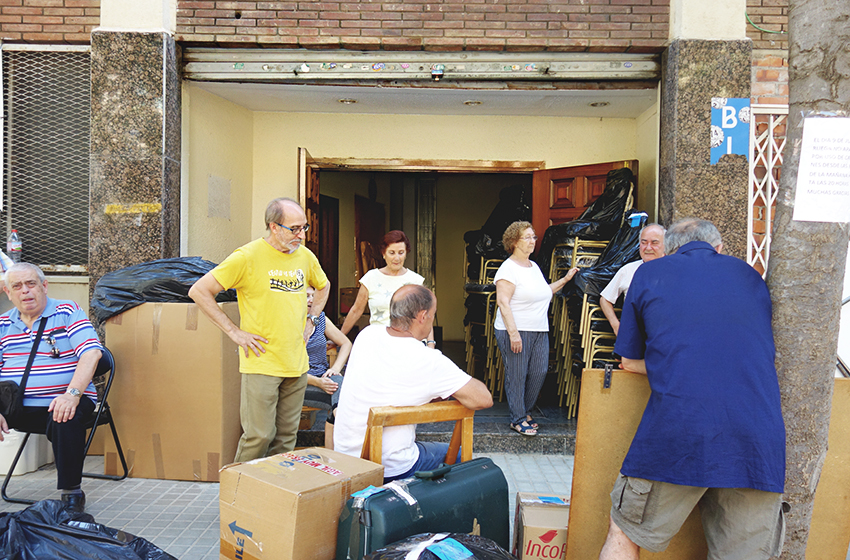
[219,447,383,560]
[513,492,570,560]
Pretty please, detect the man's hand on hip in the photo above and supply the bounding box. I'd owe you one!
[48,393,80,423]
[229,328,269,357]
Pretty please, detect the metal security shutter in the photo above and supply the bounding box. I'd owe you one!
[1,46,90,271]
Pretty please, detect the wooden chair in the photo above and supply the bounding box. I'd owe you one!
[360,401,475,466]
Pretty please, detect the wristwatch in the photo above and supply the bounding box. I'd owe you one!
[66,388,81,398]
[307,314,319,326]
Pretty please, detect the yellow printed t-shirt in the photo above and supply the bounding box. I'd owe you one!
[212,238,329,377]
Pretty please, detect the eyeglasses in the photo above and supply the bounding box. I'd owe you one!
[520,235,538,242]
[276,222,310,235]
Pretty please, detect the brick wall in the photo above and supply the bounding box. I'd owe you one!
[0,0,100,43]
[176,0,669,52]
[752,51,787,104]
[745,0,787,50]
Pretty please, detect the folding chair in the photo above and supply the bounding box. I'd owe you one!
[1,346,128,504]
[360,400,475,466]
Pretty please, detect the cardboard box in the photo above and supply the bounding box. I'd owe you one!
[219,448,383,560]
[513,492,570,560]
[103,302,242,481]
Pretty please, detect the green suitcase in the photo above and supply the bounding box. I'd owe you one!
[336,458,509,560]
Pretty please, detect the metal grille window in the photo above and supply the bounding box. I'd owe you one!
[1,46,90,271]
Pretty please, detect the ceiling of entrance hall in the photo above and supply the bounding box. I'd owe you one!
[193,81,658,119]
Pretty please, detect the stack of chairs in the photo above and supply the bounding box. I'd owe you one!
[462,247,505,401]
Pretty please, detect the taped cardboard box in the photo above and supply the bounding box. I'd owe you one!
[219,448,383,560]
[513,492,570,560]
[103,302,242,481]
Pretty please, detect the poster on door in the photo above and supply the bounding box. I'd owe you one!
[710,98,751,164]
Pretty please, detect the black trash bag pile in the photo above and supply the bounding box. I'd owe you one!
[0,500,176,560]
[563,209,647,299]
[463,184,530,280]
[91,257,237,326]
[535,168,636,275]
[366,532,514,560]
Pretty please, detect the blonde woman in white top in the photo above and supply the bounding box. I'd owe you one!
[341,231,433,346]
[494,221,578,436]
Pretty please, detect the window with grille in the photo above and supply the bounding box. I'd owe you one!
[1,47,90,271]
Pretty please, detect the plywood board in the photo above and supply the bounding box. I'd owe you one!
[566,368,707,560]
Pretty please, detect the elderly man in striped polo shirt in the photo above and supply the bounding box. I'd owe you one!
[0,263,102,513]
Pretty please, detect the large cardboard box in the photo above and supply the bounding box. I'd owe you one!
[513,493,570,560]
[219,448,383,560]
[103,302,242,481]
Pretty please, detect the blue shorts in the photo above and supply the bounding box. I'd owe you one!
[384,441,462,483]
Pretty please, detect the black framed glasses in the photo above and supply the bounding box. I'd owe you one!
[275,222,310,235]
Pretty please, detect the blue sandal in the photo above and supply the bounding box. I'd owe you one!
[511,421,538,436]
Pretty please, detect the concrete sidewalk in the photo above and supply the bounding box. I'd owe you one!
[0,452,575,560]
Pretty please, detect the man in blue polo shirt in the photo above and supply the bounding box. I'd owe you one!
[0,263,102,512]
[599,218,786,560]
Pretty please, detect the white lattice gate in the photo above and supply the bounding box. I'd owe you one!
[748,104,788,276]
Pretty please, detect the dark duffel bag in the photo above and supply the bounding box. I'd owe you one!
[336,457,509,560]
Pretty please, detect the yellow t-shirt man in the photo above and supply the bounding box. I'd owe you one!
[212,238,329,377]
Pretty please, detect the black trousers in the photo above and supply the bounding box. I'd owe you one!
[9,396,95,490]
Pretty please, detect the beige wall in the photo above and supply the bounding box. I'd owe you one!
[670,0,747,39]
[635,98,660,220]
[99,0,177,33]
[182,84,255,263]
[249,112,643,239]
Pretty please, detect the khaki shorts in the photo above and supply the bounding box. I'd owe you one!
[609,474,786,558]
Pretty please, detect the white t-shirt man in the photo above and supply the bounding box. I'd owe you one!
[493,258,552,332]
[334,325,471,477]
[600,260,643,304]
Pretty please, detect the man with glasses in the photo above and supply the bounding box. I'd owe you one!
[599,223,666,335]
[190,197,330,462]
[0,263,102,512]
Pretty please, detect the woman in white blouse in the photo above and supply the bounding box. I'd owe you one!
[495,221,578,436]
[341,230,432,345]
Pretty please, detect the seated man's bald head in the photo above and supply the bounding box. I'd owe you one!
[390,285,434,330]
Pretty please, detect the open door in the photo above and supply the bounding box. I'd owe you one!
[298,147,321,255]
[531,160,638,238]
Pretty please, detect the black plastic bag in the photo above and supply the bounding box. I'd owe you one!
[534,168,635,276]
[562,210,647,298]
[0,500,176,560]
[91,257,237,326]
[366,532,515,560]
[463,184,530,280]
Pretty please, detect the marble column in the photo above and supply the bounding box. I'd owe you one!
[658,39,752,259]
[89,31,181,295]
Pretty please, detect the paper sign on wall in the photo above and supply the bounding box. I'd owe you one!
[710,98,751,164]
[792,117,850,223]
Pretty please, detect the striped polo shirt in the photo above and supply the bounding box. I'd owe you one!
[0,298,100,407]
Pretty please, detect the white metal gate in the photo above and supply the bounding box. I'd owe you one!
[747,104,788,276]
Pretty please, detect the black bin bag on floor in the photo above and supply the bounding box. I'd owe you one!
[0,500,176,560]
[562,209,647,299]
[366,533,514,560]
[91,257,237,326]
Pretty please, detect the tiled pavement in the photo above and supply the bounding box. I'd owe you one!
[0,452,575,560]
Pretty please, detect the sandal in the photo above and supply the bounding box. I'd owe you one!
[511,421,538,436]
[526,416,539,429]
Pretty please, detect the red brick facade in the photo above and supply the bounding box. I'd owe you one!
[745,0,787,50]
[745,0,788,105]
[175,0,669,52]
[0,0,99,43]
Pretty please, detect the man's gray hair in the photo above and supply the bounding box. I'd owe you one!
[389,285,434,330]
[664,218,722,254]
[4,262,45,288]
[642,223,666,236]
[264,197,301,230]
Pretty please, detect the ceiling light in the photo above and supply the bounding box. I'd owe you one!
[589,101,610,108]
[338,98,358,105]
[463,100,483,106]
